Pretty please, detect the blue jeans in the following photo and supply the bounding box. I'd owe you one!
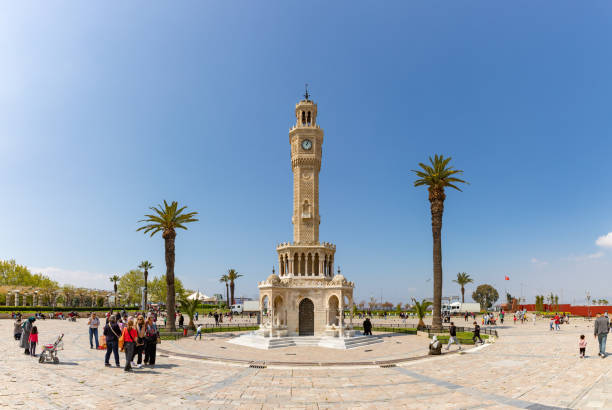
[598,333,607,356]
[105,340,119,365]
[89,328,99,348]
[194,330,202,340]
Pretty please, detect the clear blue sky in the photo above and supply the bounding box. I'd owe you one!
[1,2,611,305]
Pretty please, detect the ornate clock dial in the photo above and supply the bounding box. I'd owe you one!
[301,139,312,150]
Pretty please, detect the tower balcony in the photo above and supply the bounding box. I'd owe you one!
[276,242,336,278]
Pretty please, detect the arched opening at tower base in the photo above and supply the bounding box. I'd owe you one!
[299,298,315,336]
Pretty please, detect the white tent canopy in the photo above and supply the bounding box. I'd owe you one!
[187,291,217,303]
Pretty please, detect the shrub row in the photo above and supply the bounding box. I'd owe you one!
[0,306,135,313]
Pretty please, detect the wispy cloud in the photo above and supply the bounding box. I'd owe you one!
[596,232,612,248]
[531,257,549,266]
[564,252,604,262]
[30,266,111,290]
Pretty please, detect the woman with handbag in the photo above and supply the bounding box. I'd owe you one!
[144,315,159,367]
[103,315,121,367]
[134,315,146,368]
[121,318,138,372]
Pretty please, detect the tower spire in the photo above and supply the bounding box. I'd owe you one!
[303,83,310,101]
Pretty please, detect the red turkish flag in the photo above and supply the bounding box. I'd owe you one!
[505,276,509,281]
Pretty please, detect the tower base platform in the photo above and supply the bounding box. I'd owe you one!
[228,332,383,350]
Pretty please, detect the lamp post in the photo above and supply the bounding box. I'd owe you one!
[586,291,591,318]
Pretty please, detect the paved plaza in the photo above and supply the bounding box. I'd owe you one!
[0,317,610,409]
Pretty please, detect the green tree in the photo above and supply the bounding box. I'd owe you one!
[219,274,230,308]
[138,260,154,309]
[472,284,499,310]
[178,298,199,331]
[109,275,120,307]
[411,298,432,329]
[118,269,145,305]
[137,200,198,332]
[0,259,58,288]
[226,269,243,305]
[396,302,403,313]
[453,272,473,303]
[148,274,187,305]
[413,155,466,330]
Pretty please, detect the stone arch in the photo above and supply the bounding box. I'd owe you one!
[273,295,285,325]
[261,295,270,315]
[328,295,340,326]
[300,253,306,276]
[298,298,315,336]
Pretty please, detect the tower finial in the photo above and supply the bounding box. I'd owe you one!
[304,83,310,100]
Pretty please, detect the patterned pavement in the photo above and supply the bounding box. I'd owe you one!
[0,317,609,409]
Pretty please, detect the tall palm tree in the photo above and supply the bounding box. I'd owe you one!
[137,200,198,332]
[413,155,466,330]
[138,260,154,310]
[219,274,230,308]
[109,275,120,307]
[453,272,473,303]
[226,269,243,305]
[411,298,433,330]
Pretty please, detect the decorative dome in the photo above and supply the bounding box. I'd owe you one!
[266,274,281,285]
[331,274,346,284]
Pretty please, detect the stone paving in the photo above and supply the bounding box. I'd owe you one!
[0,317,609,409]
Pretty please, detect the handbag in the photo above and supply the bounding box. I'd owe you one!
[118,334,124,351]
[156,336,161,344]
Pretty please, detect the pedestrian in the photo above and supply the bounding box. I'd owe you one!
[533,313,537,326]
[144,314,158,367]
[500,311,504,325]
[134,315,146,368]
[549,317,554,331]
[19,317,36,355]
[13,317,22,340]
[363,317,372,336]
[88,312,100,349]
[121,318,138,372]
[579,334,587,358]
[103,315,121,367]
[214,312,219,325]
[194,323,203,340]
[472,321,483,344]
[195,311,199,321]
[445,322,461,351]
[594,313,610,358]
[178,313,184,329]
[28,326,39,357]
[554,313,560,331]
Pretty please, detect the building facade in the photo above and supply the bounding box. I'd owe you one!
[258,94,355,337]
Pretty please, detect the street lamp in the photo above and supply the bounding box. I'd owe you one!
[586,291,591,319]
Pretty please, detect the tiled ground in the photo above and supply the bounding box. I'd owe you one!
[0,317,609,409]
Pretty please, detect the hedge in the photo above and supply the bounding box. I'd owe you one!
[0,306,138,313]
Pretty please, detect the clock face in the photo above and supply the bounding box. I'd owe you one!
[301,139,312,150]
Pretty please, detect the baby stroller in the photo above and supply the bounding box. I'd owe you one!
[39,334,64,364]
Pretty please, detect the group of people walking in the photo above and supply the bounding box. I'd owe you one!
[99,311,159,372]
[14,315,39,356]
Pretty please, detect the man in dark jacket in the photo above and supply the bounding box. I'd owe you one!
[446,322,461,351]
[472,321,483,344]
[103,315,121,367]
[594,313,610,358]
[363,318,372,336]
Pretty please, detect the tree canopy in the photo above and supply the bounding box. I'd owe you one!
[472,284,499,310]
[117,269,145,305]
[148,274,187,304]
[0,259,58,288]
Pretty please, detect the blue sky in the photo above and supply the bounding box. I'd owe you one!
[1,2,611,305]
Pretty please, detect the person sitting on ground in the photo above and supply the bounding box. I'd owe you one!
[429,335,442,355]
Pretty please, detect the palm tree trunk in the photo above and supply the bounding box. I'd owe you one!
[461,286,465,303]
[230,281,235,305]
[164,229,177,332]
[429,187,446,330]
[144,270,148,310]
[225,283,230,309]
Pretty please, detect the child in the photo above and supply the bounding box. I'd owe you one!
[194,323,203,340]
[579,335,587,358]
[29,326,39,356]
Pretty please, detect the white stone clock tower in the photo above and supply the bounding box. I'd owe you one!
[254,91,357,338]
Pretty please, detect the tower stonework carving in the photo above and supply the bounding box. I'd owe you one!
[256,93,355,337]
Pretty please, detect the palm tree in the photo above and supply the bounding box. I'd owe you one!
[109,275,120,307]
[411,298,433,330]
[178,298,199,331]
[138,260,154,310]
[453,272,473,303]
[219,274,230,308]
[226,269,243,305]
[137,200,198,332]
[413,155,466,329]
